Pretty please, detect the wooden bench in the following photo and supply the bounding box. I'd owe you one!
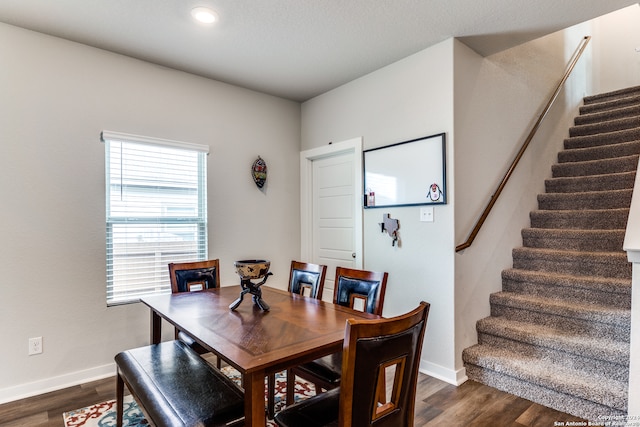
[115,340,245,427]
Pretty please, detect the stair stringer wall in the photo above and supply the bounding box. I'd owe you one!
[453,26,590,382]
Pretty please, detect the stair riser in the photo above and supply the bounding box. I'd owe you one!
[502,279,631,308]
[537,191,632,211]
[569,117,640,137]
[464,364,627,418]
[477,333,629,382]
[512,249,631,279]
[581,94,640,114]
[522,236,622,252]
[522,232,624,252]
[575,105,640,126]
[583,88,640,107]
[530,209,629,230]
[564,128,640,150]
[545,173,635,193]
[558,140,640,163]
[490,304,630,343]
[552,156,639,177]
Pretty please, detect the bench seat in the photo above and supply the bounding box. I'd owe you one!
[115,340,245,427]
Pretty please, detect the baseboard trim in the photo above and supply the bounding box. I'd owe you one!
[1,360,469,404]
[0,363,116,405]
[420,360,468,385]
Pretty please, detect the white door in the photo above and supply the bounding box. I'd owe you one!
[300,138,363,302]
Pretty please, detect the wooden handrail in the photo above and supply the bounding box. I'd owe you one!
[456,36,592,252]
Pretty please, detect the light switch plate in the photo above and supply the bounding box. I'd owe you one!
[420,207,434,222]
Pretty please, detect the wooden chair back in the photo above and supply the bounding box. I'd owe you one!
[333,267,388,315]
[288,261,327,299]
[168,259,220,294]
[339,301,430,427]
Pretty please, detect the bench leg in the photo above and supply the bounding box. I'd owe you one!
[116,371,124,427]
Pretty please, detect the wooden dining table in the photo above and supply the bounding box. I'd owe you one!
[140,284,378,426]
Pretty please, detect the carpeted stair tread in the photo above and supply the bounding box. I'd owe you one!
[512,247,631,279]
[582,85,640,105]
[537,189,632,210]
[575,103,640,126]
[489,291,631,328]
[551,154,639,177]
[502,268,631,308]
[569,115,640,137]
[520,228,625,252]
[537,189,633,210]
[545,171,635,193]
[558,139,640,163]
[563,127,640,150]
[476,316,629,366]
[529,208,629,230]
[503,268,631,296]
[462,344,628,411]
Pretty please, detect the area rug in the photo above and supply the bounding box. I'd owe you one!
[63,367,315,427]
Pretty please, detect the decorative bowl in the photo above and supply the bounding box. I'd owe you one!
[234,260,271,279]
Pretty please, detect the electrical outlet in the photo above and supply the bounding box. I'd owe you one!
[29,337,43,355]
[420,207,434,222]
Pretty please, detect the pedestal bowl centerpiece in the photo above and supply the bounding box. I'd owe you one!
[229,260,273,311]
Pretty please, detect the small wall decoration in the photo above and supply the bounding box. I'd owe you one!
[428,183,443,202]
[251,156,267,188]
[363,132,446,207]
[379,213,400,246]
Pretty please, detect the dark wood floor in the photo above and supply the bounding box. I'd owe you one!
[0,371,586,427]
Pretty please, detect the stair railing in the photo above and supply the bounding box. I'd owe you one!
[456,35,592,253]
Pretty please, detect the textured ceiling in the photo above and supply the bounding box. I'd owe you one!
[0,0,637,101]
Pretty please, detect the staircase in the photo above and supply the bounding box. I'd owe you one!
[462,86,640,421]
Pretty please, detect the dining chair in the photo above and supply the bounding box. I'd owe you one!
[168,259,221,365]
[288,260,327,299]
[169,259,220,293]
[267,260,328,418]
[275,301,430,427]
[285,267,388,407]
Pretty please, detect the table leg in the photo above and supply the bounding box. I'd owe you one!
[150,310,161,344]
[244,370,266,427]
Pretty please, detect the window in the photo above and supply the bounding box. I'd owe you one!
[101,131,208,305]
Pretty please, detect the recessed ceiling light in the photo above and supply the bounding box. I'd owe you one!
[191,6,218,24]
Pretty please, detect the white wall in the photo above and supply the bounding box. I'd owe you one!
[302,39,458,383]
[0,23,301,402]
[591,4,640,94]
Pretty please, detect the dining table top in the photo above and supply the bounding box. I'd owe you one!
[140,284,379,426]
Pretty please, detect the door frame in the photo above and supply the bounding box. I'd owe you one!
[300,137,363,269]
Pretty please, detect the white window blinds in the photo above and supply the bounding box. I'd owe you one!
[101,131,208,305]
